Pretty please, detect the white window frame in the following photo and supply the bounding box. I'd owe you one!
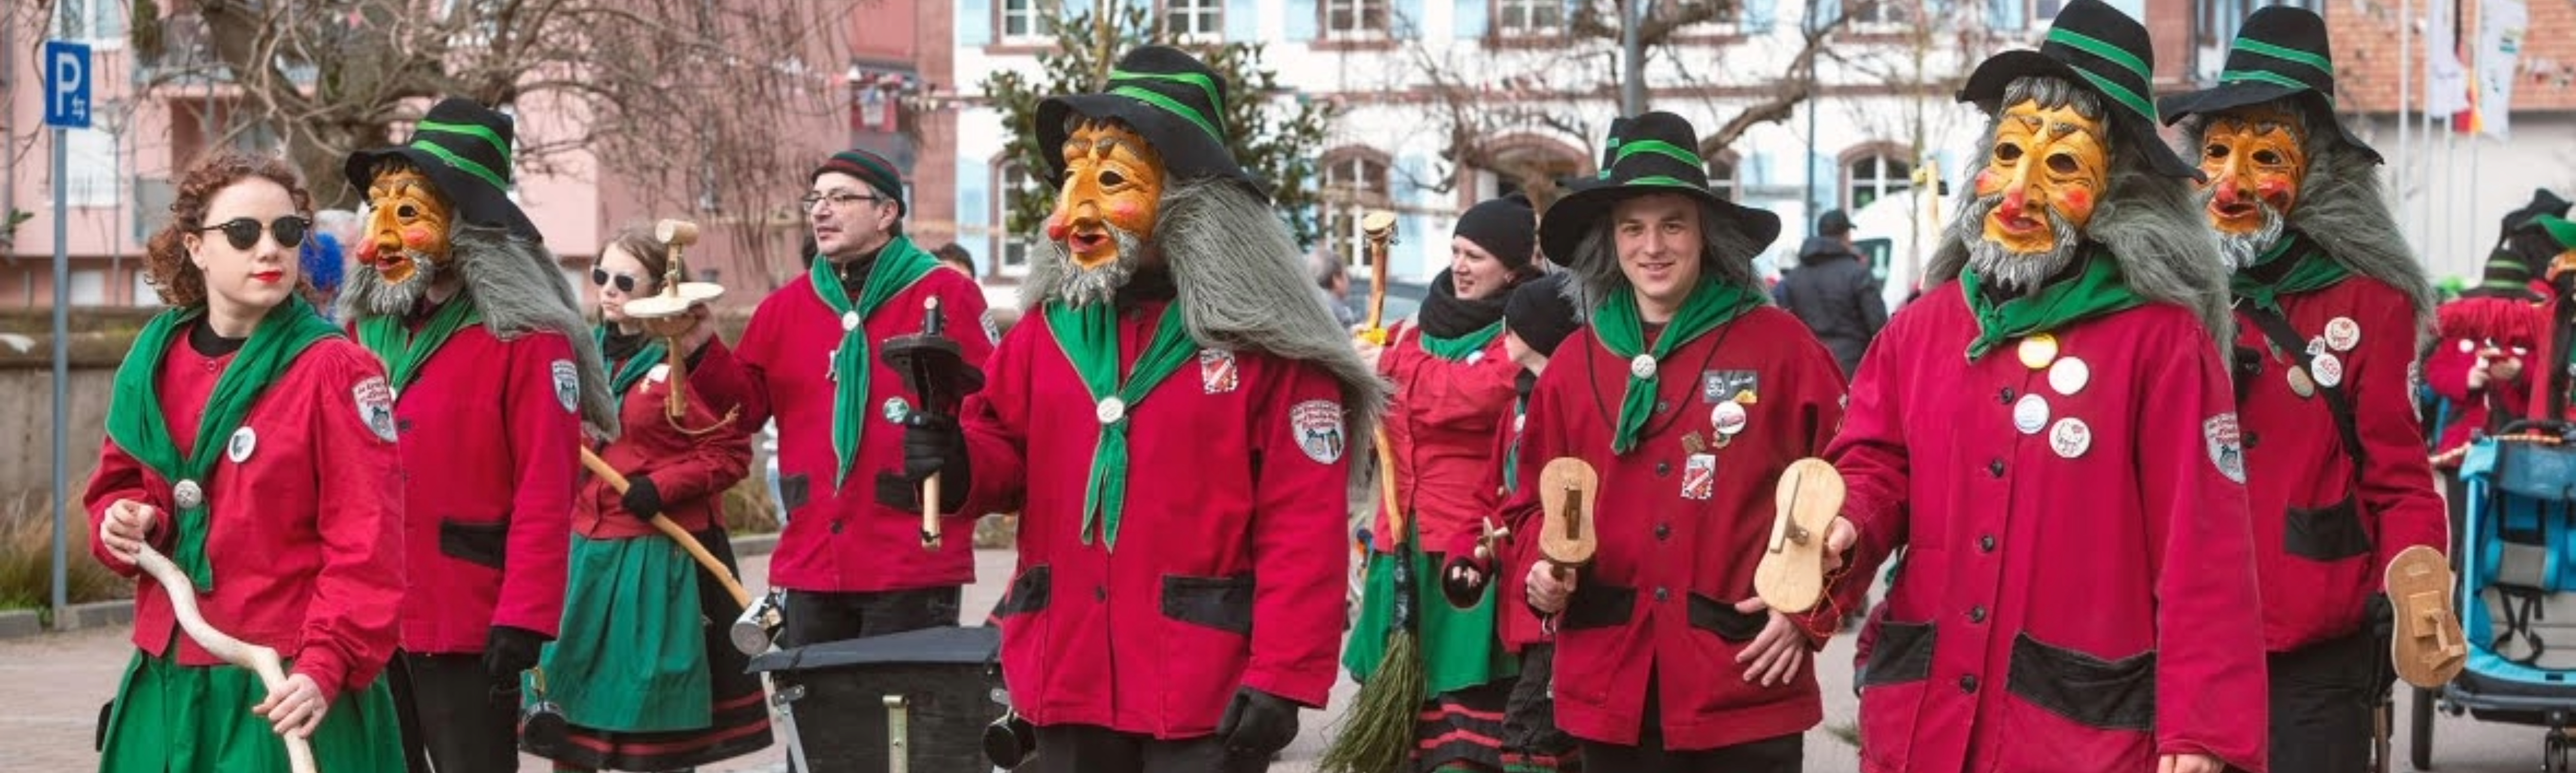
[1850,0,1912,29]
[1495,0,1565,37]
[52,0,127,47]
[1000,0,1051,44]
[1165,0,1224,42]
[1321,152,1392,271]
[1321,0,1390,39]
[993,161,1037,277]
[1707,158,1739,202]
[1844,153,1913,211]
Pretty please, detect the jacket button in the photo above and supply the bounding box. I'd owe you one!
[1987,460,2005,478]
[1656,462,1671,477]
[830,520,845,535]
[1656,400,1671,414]
[1960,674,1980,693]
[1655,587,1671,602]
[1979,534,1997,552]
[1655,523,1671,541]
[1094,586,1107,601]
[1968,606,1987,623]
[1998,387,2015,404]
[2244,432,2261,450]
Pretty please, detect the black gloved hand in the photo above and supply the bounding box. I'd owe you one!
[483,625,547,683]
[1213,686,1299,757]
[621,475,664,522]
[874,411,969,512]
[2366,592,2399,697]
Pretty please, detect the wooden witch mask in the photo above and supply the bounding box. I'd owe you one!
[1976,99,2110,255]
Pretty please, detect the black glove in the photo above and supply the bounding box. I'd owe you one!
[483,625,547,683]
[1213,686,1299,757]
[621,475,664,522]
[2366,592,2399,697]
[875,411,969,512]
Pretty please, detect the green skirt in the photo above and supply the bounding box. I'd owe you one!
[98,648,404,773]
[535,533,712,733]
[1343,546,1519,695]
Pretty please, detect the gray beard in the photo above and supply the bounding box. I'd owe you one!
[1050,226,1147,308]
[2203,195,2287,271]
[1959,194,2084,295]
[348,251,444,316]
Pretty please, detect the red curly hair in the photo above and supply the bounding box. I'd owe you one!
[142,151,315,309]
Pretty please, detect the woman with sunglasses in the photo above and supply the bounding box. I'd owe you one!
[87,151,407,771]
[528,225,772,772]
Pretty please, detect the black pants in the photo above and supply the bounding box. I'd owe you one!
[777,585,962,648]
[2268,630,2379,773]
[389,651,519,773]
[1022,723,1268,773]
[1578,673,1801,773]
[1506,644,1580,762]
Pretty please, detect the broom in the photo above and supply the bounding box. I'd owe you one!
[1320,427,1425,773]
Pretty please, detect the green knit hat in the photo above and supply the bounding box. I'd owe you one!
[814,149,908,216]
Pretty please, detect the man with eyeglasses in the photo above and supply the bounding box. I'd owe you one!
[338,96,620,772]
[734,148,996,650]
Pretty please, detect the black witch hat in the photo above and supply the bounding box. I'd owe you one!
[344,97,542,241]
[1957,0,2198,179]
[1537,111,1781,264]
[1035,46,1252,191]
[2158,6,2378,163]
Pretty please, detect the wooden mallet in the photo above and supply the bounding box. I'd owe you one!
[880,296,986,551]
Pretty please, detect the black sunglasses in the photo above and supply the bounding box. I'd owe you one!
[197,216,311,251]
[590,267,642,293]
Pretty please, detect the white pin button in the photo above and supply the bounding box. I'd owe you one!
[2313,353,2345,389]
[1096,396,1127,424]
[840,310,861,332]
[173,480,204,510]
[226,427,256,464]
[2013,393,2050,435]
[1629,354,1658,380]
[1711,401,1748,436]
[2325,317,2361,352]
[2049,417,2093,459]
[2048,357,2090,396]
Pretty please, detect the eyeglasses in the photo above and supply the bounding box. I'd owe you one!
[590,267,644,293]
[196,216,311,251]
[800,191,883,211]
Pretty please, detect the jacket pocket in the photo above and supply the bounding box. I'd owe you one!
[2005,633,2156,731]
[1860,619,1937,688]
[1160,573,1255,636]
[778,473,810,512]
[1686,592,1766,643]
[438,518,509,570]
[1560,583,1636,632]
[2285,494,2373,561]
[996,566,1052,618]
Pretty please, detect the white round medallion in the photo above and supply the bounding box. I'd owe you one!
[2047,357,2090,396]
[1710,401,1749,436]
[1096,396,1127,425]
[226,427,257,464]
[2048,418,2093,459]
[2312,353,2345,389]
[1628,354,1658,380]
[173,480,204,510]
[2013,393,2050,435]
[2325,317,2362,352]
[840,310,861,332]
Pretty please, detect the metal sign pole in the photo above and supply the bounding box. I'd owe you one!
[50,126,68,621]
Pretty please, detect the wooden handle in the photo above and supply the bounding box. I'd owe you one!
[654,219,701,247]
[1361,210,1397,334]
[130,544,318,773]
[920,473,943,550]
[578,447,754,609]
[1374,427,1403,542]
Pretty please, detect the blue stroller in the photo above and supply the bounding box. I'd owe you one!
[2417,422,2576,770]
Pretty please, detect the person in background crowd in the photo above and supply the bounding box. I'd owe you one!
[1776,208,1889,379]
[1487,272,1584,773]
[1311,243,1363,328]
[934,241,977,277]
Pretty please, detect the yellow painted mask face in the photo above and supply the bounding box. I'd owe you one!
[358,166,453,285]
[2196,105,2307,236]
[1045,120,1165,270]
[1975,100,2110,254]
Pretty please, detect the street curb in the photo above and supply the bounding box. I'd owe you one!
[0,532,786,642]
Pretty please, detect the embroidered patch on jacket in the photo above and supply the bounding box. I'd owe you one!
[354,376,398,441]
[1290,400,1346,464]
[1680,453,1717,500]
[550,359,580,414]
[981,309,1003,345]
[1701,370,1759,404]
[1201,348,1239,395]
[2205,412,2247,484]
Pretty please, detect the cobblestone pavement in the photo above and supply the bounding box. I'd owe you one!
[2,548,2565,772]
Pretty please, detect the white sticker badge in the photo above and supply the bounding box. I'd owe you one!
[353,376,398,442]
[1290,400,1347,464]
[2204,413,2247,484]
[550,359,580,414]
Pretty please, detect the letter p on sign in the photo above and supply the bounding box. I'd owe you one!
[43,40,91,130]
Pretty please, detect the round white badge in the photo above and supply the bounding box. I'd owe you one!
[2048,417,2093,459]
[1628,354,1658,380]
[840,310,861,332]
[173,479,204,510]
[2048,357,2090,396]
[1096,396,1127,425]
[2313,353,2345,389]
[2459,339,2478,354]
[226,427,256,464]
[1710,401,1749,436]
[2017,334,2059,370]
[2325,317,2362,352]
[882,396,912,424]
[2013,393,2050,435]
[2306,337,2328,357]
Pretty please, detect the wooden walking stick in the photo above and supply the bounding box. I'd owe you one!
[128,543,319,773]
[579,447,754,609]
[1321,210,1420,773]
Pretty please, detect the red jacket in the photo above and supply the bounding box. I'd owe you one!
[736,269,993,592]
[958,301,1351,738]
[1374,320,1520,557]
[1489,306,1846,750]
[377,323,581,652]
[2426,338,2531,458]
[87,336,404,701]
[2234,278,2448,652]
[1482,397,1549,651]
[577,339,754,538]
[1827,286,2268,773]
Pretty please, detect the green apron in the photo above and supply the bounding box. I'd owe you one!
[534,533,712,732]
[98,647,404,773]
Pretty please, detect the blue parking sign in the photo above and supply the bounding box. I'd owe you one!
[43,40,91,130]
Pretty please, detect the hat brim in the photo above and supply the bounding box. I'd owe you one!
[1959,51,2203,180]
[1037,92,1253,191]
[1537,183,1783,266]
[2160,85,2382,164]
[345,146,543,242]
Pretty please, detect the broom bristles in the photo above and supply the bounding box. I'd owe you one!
[1319,632,1428,773]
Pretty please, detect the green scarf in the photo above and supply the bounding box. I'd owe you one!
[2229,234,2352,313]
[810,236,939,489]
[592,327,667,414]
[1501,395,1527,493]
[104,296,341,589]
[1960,249,2148,361]
[1046,300,1199,550]
[1419,320,1505,362]
[355,294,483,392]
[1590,280,1761,454]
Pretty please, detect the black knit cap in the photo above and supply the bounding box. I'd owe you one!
[344,97,542,241]
[2159,6,2378,163]
[1457,194,1539,272]
[814,149,908,216]
[1505,273,1581,357]
[1958,0,2198,179]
